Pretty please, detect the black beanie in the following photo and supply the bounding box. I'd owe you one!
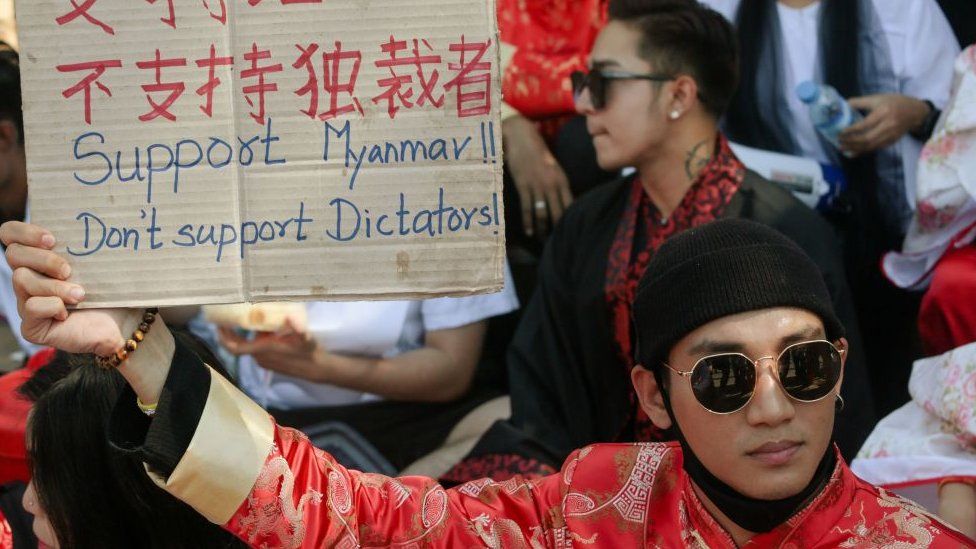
[633,219,844,373]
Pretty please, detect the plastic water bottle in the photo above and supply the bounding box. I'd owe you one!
[796,81,862,153]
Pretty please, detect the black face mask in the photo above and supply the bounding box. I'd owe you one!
[658,378,837,533]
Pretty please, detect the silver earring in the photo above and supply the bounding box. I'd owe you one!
[669,110,681,120]
[835,394,845,412]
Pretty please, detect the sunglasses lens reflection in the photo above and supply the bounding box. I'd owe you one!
[691,354,756,413]
[778,341,842,402]
[687,342,842,414]
[570,71,605,109]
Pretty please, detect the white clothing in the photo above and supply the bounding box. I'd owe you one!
[238,265,519,409]
[852,340,976,511]
[703,0,959,208]
[884,46,976,289]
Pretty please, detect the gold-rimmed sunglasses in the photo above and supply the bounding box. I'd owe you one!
[662,340,845,414]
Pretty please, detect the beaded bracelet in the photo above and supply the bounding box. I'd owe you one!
[95,308,159,370]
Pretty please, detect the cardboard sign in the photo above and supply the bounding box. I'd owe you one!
[17,0,504,307]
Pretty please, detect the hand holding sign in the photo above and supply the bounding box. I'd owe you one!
[0,221,122,356]
[19,0,504,308]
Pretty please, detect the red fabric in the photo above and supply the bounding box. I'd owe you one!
[0,509,11,549]
[919,244,976,356]
[224,424,973,547]
[498,0,608,122]
[605,134,744,442]
[439,453,556,486]
[0,347,56,485]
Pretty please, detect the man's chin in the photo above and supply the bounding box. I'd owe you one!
[731,463,817,501]
[740,483,807,501]
[593,154,623,173]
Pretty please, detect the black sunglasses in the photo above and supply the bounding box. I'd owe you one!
[571,69,675,110]
[662,340,845,414]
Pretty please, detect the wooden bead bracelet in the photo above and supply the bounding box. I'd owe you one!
[95,308,160,370]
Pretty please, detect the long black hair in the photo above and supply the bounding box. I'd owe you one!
[21,337,246,549]
[725,0,861,150]
[725,0,895,251]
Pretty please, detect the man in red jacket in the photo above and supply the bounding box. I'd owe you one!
[4,216,973,547]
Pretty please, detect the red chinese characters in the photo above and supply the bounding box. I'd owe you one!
[55,36,495,125]
[202,0,227,25]
[320,42,364,121]
[57,59,124,124]
[195,45,234,118]
[145,0,177,29]
[137,50,187,122]
[241,43,283,125]
[56,0,114,35]
[444,37,493,118]
[292,44,321,119]
[373,36,443,119]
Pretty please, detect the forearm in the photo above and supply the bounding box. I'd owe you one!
[938,482,976,539]
[115,310,175,406]
[109,339,505,547]
[107,330,557,546]
[320,347,472,402]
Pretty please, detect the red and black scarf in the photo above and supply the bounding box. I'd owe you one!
[605,134,745,441]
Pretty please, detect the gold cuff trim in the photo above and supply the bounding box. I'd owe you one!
[157,365,274,524]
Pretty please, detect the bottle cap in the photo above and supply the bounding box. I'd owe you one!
[796,81,819,103]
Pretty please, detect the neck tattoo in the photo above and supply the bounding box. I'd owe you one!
[684,140,713,183]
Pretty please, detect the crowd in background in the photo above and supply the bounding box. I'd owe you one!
[0,0,974,546]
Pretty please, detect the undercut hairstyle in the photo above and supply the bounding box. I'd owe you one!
[608,0,739,118]
[0,42,22,144]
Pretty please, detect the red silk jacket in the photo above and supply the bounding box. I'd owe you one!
[108,349,974,548]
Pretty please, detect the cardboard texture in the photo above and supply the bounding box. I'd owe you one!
[17,0,504,307]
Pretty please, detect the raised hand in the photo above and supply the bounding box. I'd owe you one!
[0,221,134,355]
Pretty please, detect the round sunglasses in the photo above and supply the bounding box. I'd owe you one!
[662,340,845,414]
[571,69,675,110]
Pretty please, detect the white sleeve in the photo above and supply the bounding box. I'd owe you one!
[899,0,960,108]
[420,262,519,332]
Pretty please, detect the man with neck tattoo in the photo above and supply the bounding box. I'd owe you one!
[440,0,874,483]
[2,218,972,546]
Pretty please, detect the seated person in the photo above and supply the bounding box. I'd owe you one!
[3,218,971,546]
[446,0,874,483]
[884,44,976,357]
[0,348,54,487]
[0,42,39,357]
[851,46,976,539]
[0,348,55,547]
[498,0,614,240]
[215,271,518,472]
[18,348,246,548]
[853,341,976,538]
[709,0,959,416]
